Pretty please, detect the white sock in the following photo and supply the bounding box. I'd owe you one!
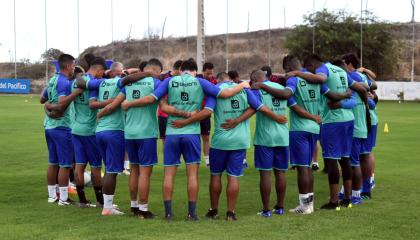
[204,156,209,165]
[130,200,138,208]
[59,186,68,201]
[243,159,247,164]
[299,193,310,207]
[352,190,361,198]
[124,160,130,169]
[308,192,314,203]
[139,203,148,211]
[339,185,345,194]
[103,194,114,209]
[48,185,56,199]
[371,174,375,183]
[55,184,59,193]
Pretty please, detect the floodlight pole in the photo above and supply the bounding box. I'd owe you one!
[13,0,17,79]
[45,0,48,84]
[111,0,114,59]
[312,0,315,53]
[186,0,189,54]
[226,0,229,72]
[148,0,151,57]
[360,0,363,66]
[268,0,271,66]
[197,0,205,72]
[411,0,416,82]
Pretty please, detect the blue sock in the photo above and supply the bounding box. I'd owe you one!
[164,200,172,216]
[362,178,372,193]
[188,201,196,216]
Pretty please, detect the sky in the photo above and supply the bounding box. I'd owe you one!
[0,0,417,62]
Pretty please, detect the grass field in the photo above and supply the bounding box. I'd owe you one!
[0,95,419,240]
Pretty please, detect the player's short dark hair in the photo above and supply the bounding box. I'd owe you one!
[303,54,323,68]
[90,57,107,70]
[202,62,214,71]
[216,72,229,81]
[342,53,360,68]
[260,66,272,78]
[58,54,75,70]
[181,58,198,72]
[282,55,300,72]
[173,60,183,70]
[332,59,346,69]
[147,58,163,71]
[139,61,148,71]
[250,70,265,82]
[228,70,239,80]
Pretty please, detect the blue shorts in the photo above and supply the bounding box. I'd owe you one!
[164,134,201,166]
[254,145,289,171]
[363,124,378,153]
[320,120,354,159]
[72,134,101,168]
[125,138,158,166]
[45,127,73,167]
[96,130,125,173]
[350,137,368,167]
[289,131,318,167]
[209,148,246,177]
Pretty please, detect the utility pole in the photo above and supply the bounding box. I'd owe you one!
[268,0,271,66]
[226,0,229,72]
[360,0,363,66]
[13,0,17,79]
[411,0,416,82]
[45,0,48,83]
[197,0,205,72]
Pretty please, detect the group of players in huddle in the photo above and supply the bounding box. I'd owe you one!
[40,52,378,221]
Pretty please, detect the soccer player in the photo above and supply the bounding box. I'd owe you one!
[71,58,108,208]
[158,60,183,145]
[170,72,287,220]
[43,54,82,205]
[341,54,371,205]
[121,58,250,220]
[197,62,217,166]
[253,56,353,214]
[283,54,368,209]
[228,70,241,83]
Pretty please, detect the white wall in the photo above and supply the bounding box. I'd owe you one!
[376,82,420,101]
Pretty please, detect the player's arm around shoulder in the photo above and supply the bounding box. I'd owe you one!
[97,94,125,119]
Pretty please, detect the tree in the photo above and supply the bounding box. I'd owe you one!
[41,48,64,62]
[285,10,401,78]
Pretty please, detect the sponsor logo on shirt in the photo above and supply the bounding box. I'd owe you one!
[132,90,141,99]
[231,99,240,109]
[181,92,189,101]
[272,98,281,106]
[103,91,109,100]
[308,90,316,98]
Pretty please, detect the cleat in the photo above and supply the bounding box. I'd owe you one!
[48,197,58,203]
[122,169,131,176]
[272,205,284,215]
[351,196,362,205]
[78,202,97,208]
[226,211,237,221]
[339,199,353,208]
[138,210,156,219]
[186,213,199,221]
[205,158,210,167]
[289,205,312,214]
[96,202,118,209]
[311,162,319,171]
[361,192,372,200]
[257,210,272,218]
[371,180,375,189]
[131,207,140,215]
[205,209,219,219]
[165,213,173,221]
[102,208,124,216]
[320,202,339,210]
[58,198,75,206]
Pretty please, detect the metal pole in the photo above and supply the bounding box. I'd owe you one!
[45,0,48,83]
[312,0,315,53]
[111,0,114,59]
[77,0,80,55]
[13,0,17,79]
[162,17,167,39]
[148,0,151,57]
[268,0,271,66]
[186,0,189,54]
[411,0,416,82]
[360,0,363,66]
[226,0,229,72]
[247,11,250,32]
[197,0,205,72]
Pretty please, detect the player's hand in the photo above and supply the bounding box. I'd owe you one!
[276,115,288,124]
[312,115,321,124]
[121,100,130,111]
[367,92,374,99]
[328,101,341,109]
[357,67,365,73]
[251,82,263,90]
[75,88,84,94]
[239,81,250,89]
[221,119,239,130]
[188,110,199,117]
[345,88,353,98]
[171,119,188,128]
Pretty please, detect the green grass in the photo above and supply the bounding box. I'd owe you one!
[0,95,419,240]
